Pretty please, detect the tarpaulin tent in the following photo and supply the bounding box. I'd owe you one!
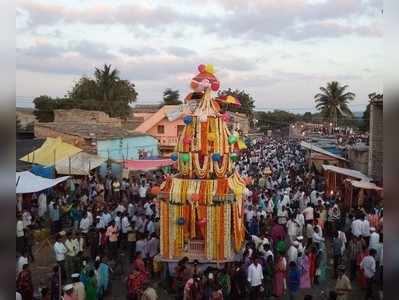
[31,165,55,178]
[20,137,82,166]
[348,180,383,191]
[16,171,69,194]
[123,159,173,171]
[322,165,371,181]
[55,152,106,175]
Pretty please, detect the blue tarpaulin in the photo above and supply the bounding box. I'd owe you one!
[31,164,54,179]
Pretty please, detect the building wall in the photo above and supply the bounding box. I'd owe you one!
[347,147,369,175]
[147,116,185,148]
[16,110,36,128]
[96,136,159,160]
[230,113,250,133]
[134,112,155,120]
[54,109,122,127]
[368,101,383,183]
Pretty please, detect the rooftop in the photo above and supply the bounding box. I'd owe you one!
[131,103,163,114]
[36,122,151,140]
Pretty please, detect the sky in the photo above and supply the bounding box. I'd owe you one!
[16,0,383,113]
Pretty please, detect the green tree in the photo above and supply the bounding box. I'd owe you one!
[33,95,61,122]
[33,65,138,121]
[314,81,355,126]
[69,64,138,117]
[301,111,313,122]
[163,88,182,105]
[218,88,255,121]
[257,110,299,130]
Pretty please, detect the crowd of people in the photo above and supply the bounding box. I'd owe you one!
[16,169,165,300]
[16,137,383,300]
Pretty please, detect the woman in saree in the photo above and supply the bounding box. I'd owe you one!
[95,258,110,299]
[316,242,328,284]
[273,253,287,297]
[308,247,317,286]
[85,270,97,300]
[300,250,311,290]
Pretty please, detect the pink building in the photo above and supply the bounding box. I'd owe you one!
[134,105,189,156]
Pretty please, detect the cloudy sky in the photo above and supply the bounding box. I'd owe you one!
[16,0,383,113]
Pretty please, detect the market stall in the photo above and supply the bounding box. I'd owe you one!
[344,179,383,209]
[322,164,371,203]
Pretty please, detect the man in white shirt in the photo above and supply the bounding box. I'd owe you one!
[17,252,28,274]
[286,216,299,244]
[361,216,371,244]
[312,226,325,247]
[245,206,255,225]
[38,192,47,218]
[86,209,93,226]
[369,227,380,251]
[310,190,317,205]
[79,213,91,234]
[351,216,363,238]
[295,212,305,236]
[22,209,32,228]
[287,241,299,263]
[53,234,67,279]
[247,257,264,299]
[296,236,305,258]
[128,202,135,218]
[302,203,314,224]
[114,211,122,232]
[281,190,290,207]
[360,248,377,299]
[139,183,148,200]
[64,232,79,278]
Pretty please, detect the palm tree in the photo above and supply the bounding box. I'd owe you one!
[163,88,182,105]
[94,64,120,114]
[314,81,355,127]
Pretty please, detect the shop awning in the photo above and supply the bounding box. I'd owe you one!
[20,137,82,166]
[123,159,174,171]
[322,164,371,181]
[16,171,70,194]
[348,179,383,191]
[55,152,107,175]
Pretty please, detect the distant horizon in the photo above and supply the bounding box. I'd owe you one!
[16,98,368,115]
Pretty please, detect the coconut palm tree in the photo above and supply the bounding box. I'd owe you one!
[314,81,355,127]
[94,64,120,102]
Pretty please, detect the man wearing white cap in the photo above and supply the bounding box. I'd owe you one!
[71,273,86,300]
[62,284,74,300]
[287,241,299,264]
[369,227,380,251]
[296,236,305,258]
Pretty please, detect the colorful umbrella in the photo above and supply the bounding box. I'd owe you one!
[216,95,241,106]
